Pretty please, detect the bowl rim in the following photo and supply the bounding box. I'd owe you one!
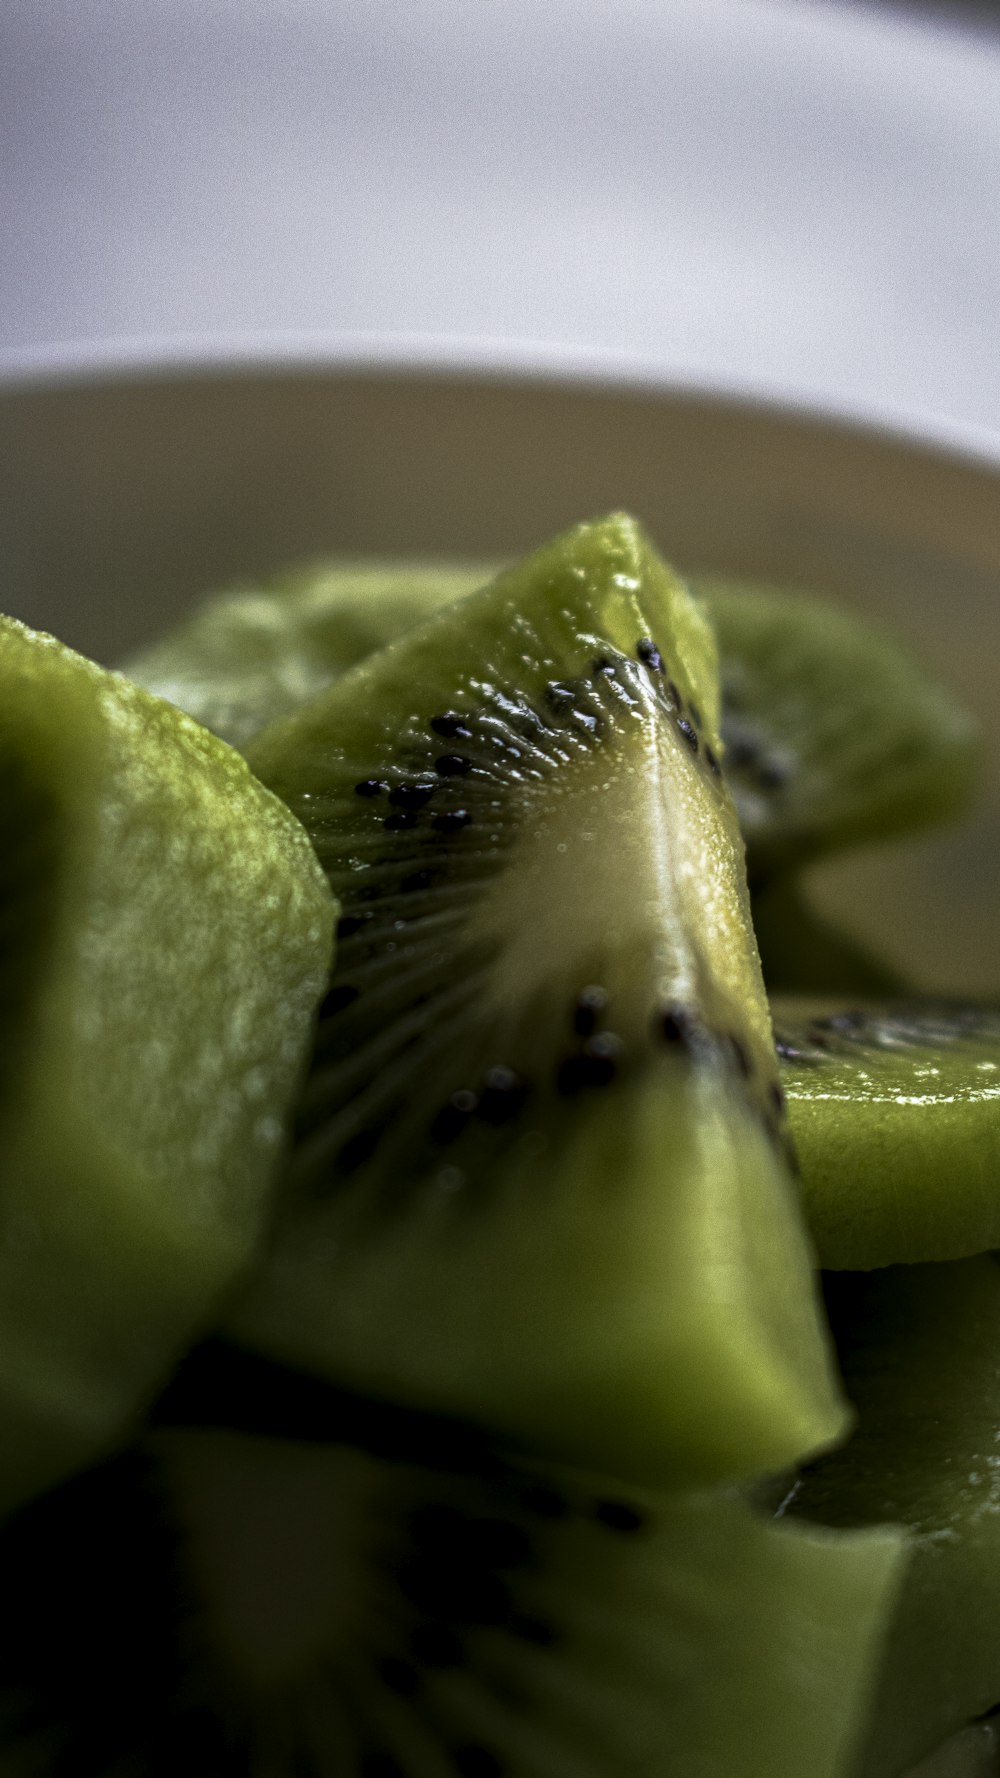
[3,327,1000,478]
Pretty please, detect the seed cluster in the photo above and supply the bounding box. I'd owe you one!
[631,637,723,778]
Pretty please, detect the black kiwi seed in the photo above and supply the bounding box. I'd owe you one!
[378,1655,421,1697]
[355,778,388,798]
[432,809,473,834]
[666,679,682,707]
[545,681,577,711]
[636,637,663,671]
[409,1622,465,1669]
[594,1499,646,1534]
[658,1004,694,1048]
[453,1745,504,1778]
[591,655,616,676]
[517,1483,570,1519]
[431,713,472,740]
[510,1613,558,1646]
[465,1517,533,1569]
[320,984,360,1017]
[409,1503,465,1553]
[755,758,790,791]
[389,781,437,809]
[336,1128,382,1174]
[383,810,419,832]
[676,717,699,753]
[477,1067,528,1125]
[572,985,608,1037]
[556,1033,622,1094]
[435,754,473,778]
[431,1090,478,1144]
[460,1746,506,1778]
[400,869,435,894]
[335,913,370,939]
[364,1752,405,1778]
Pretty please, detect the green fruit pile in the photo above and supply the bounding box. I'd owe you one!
[0,516,995,1778]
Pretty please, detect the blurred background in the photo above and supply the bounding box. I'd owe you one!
[2,0,1000,441]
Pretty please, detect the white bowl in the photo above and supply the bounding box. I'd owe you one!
[2,342,998,996]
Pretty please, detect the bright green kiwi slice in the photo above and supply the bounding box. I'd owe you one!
[695,576,979,882]
[0,616,334,1519]
[0,1352,906,1778]
[226,514,846,1490]
[122,561,495,748]
[789,1258,1000,1778]
[772,999,1000,1269]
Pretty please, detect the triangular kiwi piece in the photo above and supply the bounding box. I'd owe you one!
[122,561,496,748]
[0,616,334,1518]
[0,1370,907,1778]
[227,515,845,1489]
[771,998,1000,1268]
[696,577,979,882]
[789,1257,1000,1778]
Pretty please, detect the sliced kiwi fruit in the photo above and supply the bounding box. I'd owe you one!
[0,615,334,1519]
[124,563,980,893]
[789,1257,1000,1778]
[121,561,496,748]
[904,1722,1000,1778]
[223,513,846,1491]
[0,1343,906,1778]
[697,576,979,882]
[771,998,1000,1269]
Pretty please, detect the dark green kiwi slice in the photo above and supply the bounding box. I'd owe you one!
[0,616,334,1519]
[0,1356,906,1778]
[122,561,495,747]
[771,998,1000,1268]
[788,1258,1000,1778]
[226,514,846,1490]
[695,576,979,882]
[905,1723,1000,1778]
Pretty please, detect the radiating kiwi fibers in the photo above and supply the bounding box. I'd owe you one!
[0,1339,905,1778]
[226,514,846,1492]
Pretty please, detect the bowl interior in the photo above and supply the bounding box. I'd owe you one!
[2,365,998,995]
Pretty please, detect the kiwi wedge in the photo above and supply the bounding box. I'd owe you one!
[788,1258,1000,1778]
[0,1350,906,1778]
[124,563,979,898]
[224,514,845,1490]
[771,999,1000,1269]
[698,577,979,882]
[0,616,334,1518]
[122,562,495,748]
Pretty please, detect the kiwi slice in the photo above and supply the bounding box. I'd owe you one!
[223,514,845,1490]
[789,1258,1000,1778]
[0,1350,906,1778]
[0,616,334,1518]
[122,562,496,748]
[771,998,1000,1269]
[695,576,979,882]
[905,1723,1000,1778]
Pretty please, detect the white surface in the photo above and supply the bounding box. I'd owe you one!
[3,0,1000,438]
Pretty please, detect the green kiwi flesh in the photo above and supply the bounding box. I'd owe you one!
[904,1723,1000,1778]
[789,1258,1000,1778]
[121,562,495,748]
[695,577,979,881]
[772,999,1000,1268]
[227,514,845,1490]
[0,1356,906,1778]
[0,616,334,1518]
[122,564,980,904]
